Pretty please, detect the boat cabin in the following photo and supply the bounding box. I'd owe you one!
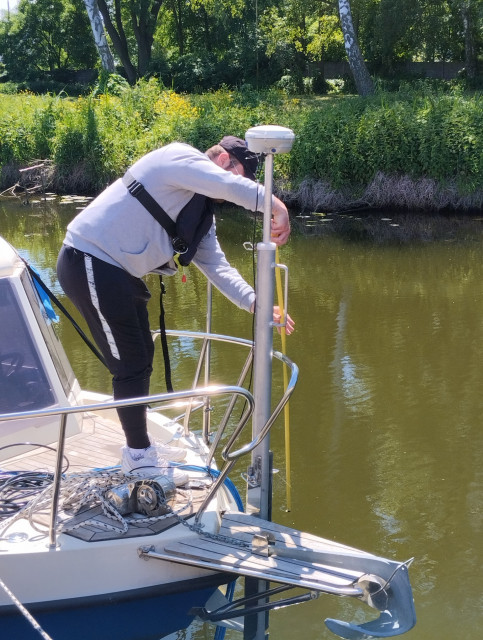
[0,236,82,461]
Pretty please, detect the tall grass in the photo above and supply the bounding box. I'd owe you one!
[0,82,482,210]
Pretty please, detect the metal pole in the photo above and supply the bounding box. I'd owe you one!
[244,153,275,640]
[247,152,275,519]
[183,281,213,440]
[49,413,68,548]
[203,282,213,440]
[243,125,295,640]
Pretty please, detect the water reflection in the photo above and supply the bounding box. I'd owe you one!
[1,198,483,639]
[330,292,374,417]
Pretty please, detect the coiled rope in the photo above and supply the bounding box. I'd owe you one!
[0,469,195,537]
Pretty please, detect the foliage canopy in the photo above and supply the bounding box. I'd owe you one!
[0,0,481,91]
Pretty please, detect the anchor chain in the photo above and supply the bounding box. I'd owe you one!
[164,499,252,549]
[0,470,194,537]
[1,467,250,549]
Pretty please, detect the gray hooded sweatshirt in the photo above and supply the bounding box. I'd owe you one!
[64,142,269,312]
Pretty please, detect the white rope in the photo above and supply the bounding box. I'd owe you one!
[0,469,199,640]
[0,469,195,537]
[0,576,53,640]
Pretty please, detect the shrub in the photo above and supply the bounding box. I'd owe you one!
[276,74,304,95]
[0,85,481,210]
[0,82,19,94]
[52,99,111,193]
[169,54,244,93]
[311,71,330,95]
[290,89,483,205]
[92,72,130,98]
[0,92,39,165]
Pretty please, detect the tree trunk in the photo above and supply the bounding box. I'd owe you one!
[171,0,184,56]
[461,0,477,79]
[83,0,115,73]
[338,0,374,96]
[97,0,138,84]
[129,0,162,77]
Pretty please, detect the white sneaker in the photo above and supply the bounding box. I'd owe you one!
[121,445,189,487]
[147,433,187,462]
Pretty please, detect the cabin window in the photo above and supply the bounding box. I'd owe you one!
[0,279,56,413]
[21,269,77,396]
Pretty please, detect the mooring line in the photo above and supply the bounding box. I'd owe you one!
[0,575,54,640]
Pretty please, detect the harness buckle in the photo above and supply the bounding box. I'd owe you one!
[172,237,188,255]
[127,180,144,197]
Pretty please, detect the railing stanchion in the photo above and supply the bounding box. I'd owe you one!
[49,412,67,549]
[202,282,213,443]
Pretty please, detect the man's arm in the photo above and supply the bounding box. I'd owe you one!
[158,146,291,245]
[192,225,256,312]
[271,196,290,246]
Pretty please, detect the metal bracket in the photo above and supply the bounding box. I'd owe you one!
[138,545,155,560]
[246,456,262,488]
[251,531,275,557]
[191,584,319,623]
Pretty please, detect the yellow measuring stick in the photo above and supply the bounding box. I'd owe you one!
[275,246,291,511]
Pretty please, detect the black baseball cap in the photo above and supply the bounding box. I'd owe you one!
[219,136,261,180]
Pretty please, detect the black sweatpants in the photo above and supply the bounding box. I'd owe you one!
[57,244,154,449]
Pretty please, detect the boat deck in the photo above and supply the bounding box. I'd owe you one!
[0,411,125,473]
[0,412,215,543]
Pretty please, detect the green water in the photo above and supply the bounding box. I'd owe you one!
[1,196,483,640]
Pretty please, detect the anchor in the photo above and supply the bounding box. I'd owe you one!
[325,560,416,639]
[251,532,416,639]
[192,526,417,639]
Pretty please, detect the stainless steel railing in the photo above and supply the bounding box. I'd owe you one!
[0,329,298,545]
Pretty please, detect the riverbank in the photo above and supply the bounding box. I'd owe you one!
[281,172,483,214]
[1,84,482,211]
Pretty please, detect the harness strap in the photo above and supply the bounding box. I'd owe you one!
[158,275,173,393]
[22,260,108,368]
[122,171,188,255]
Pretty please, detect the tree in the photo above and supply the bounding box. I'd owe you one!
[83,0,115,72]
[458,0,479,78]
[338,0,374,95]
[95,0,163,83]
[0,0,97,81]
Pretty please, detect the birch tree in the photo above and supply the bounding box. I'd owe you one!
[83,0,115,72]
[338,0,374,96]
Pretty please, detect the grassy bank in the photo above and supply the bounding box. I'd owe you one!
[0,81,482,211]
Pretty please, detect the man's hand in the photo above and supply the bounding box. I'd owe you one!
[273,306,295,335]
[271,196,291,246]
[249,303,295,335]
